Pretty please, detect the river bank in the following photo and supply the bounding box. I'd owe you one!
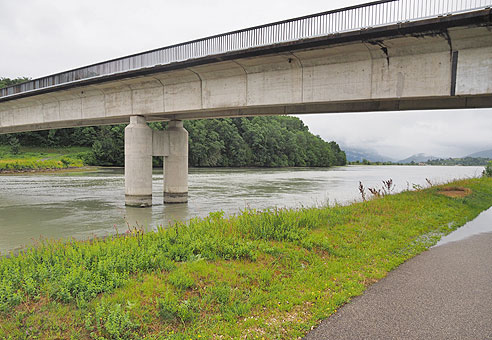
[0,166,98,175]
[1,177,491,339]
[0,145,90,172]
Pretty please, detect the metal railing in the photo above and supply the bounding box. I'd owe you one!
[1,0,491,99]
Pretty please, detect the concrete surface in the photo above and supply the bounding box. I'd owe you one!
[163,120,188,204]
[124,115,153,207]
[304,231,492,340]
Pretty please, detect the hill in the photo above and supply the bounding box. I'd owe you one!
[466,149,492,159]
[342,147,394,162]
[399,153,439,164]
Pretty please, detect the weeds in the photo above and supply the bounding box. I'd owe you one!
[87,301,138,340]
[360,178,395,199]
[168,269,195,290]
[358,181,366,201]
[382,179,395,194]
[157,294,197,324]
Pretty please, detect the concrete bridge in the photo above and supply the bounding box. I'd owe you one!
[1,0,491,206]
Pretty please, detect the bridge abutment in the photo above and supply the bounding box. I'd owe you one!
[164,120,188,204]
[125,116,153,207]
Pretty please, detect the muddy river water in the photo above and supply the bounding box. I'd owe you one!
[0,165,485,254]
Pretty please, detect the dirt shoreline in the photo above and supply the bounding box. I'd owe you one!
[0,166,98,175]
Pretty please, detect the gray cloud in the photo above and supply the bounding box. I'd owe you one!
[299,110,492,159]
[0,0,364,78]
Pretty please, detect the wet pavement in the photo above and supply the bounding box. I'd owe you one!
[305,208,492,340]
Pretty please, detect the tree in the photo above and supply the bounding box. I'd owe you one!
[8,136,20,155]
[89,125,125,166]
[0,77,30,89]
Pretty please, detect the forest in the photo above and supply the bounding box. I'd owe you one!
[0,77,346,168]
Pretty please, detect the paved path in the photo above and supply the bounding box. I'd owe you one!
[304,229,492,339]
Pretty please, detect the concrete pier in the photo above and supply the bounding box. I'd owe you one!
[124,117,188,207]
[125,116,153,207]
[164,120,188,204]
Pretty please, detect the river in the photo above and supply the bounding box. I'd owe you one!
[0,165,485,255]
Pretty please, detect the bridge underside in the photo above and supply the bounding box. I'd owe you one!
[0,95,490,134]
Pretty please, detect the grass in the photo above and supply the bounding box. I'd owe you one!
[0,177,491,339]
[0,145,90,171]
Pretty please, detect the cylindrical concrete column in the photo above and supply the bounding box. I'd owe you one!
[125,116,153,207]
[164,120,188,203]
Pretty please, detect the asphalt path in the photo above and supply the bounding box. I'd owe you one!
[305,221,492,339]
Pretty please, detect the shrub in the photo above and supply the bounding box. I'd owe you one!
[484,161,492,177]
[8,136,20,155]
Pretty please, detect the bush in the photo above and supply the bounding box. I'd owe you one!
[8,136,20,155]
[484,161,492,177]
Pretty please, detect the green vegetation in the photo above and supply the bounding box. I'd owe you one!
[1,177,491,339]
[0,77,29,89]
[426,157,491,166]
[1,77,346,169]
[484,161,492,177]
[0,118,346,169]
[0,145,89,172]
[349,159,397,165]
[350,157,491,166]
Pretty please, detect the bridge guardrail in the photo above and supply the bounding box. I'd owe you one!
[1,0,491,99]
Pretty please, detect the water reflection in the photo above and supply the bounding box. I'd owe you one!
[434,207,492,247]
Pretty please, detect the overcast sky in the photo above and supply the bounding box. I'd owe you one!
[1,0,491,159]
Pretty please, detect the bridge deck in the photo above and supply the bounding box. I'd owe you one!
[1,0,491,101]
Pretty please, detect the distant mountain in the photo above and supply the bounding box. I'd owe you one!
[466,149,492,159]
[398,153,439,164]
[342,147,395,162]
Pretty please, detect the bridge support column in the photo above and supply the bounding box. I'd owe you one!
[164,120,188,203]
[125,116,153,207]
